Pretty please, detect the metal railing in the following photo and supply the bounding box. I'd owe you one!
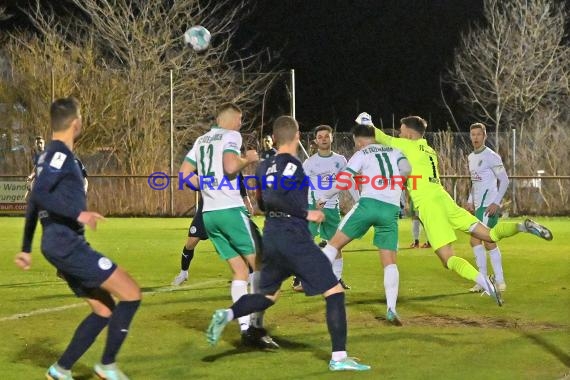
[1,174,569,216]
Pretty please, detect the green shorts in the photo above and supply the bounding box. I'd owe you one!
[338,198,400,251]
[417,191,479,251]
[475,205,500,228]
[308,204,341,241]
[203,206,256,260]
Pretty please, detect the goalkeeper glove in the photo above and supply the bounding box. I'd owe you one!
[355,112,374,126]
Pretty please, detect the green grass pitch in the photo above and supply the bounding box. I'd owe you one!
[0,216,569,379]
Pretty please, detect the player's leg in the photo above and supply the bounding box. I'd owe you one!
[484,240,506,291]
[98,266,141,373]
[172,236,200,286]
[207,207,277,346]
[322,207,348,287]
[207,233,285,347]
[475,208,506,291]
[322,202,355,265]
[284,231,368,370]
[322,279,370,371]
[379,248,400,325]
[226,255,254,333]
[435,244,502,305]
[371,200,401,325]
[411,215,420,248]
[204,208,255,334]
[207,291,277,347]
[469,235,487,293]
[47,284,114,379]
[44,234,141,377]
[420,197,502,305]
[292,202,321,290]
[173,206,208,285]
[471,218,553,243]
[240,217,280,348]
[324,230,352,261]
[308,201,320,239]
[295,206,350,293]
[469,205,488,292]
[246,218,266,324]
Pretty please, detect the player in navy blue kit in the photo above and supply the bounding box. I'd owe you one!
[14,97,141,380]
[206,115,370,371]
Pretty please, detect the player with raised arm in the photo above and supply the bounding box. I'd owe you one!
[295,125,353,291]
[206,115,370,371]
[15,97,141,380]
[180,103,277,348]
[317,124,410,325]
[356,112,552,306]
[466,123,509,293]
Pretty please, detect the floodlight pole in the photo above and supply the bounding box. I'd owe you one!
[511,128,516,215]
[169,69,174,216]
[290,69,296,119]
[290,69,309,159]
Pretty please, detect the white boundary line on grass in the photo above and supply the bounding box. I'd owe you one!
[0,279,225,322]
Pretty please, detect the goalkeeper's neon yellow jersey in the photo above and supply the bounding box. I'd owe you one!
[374,127,446,207]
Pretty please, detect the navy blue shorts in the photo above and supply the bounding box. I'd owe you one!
[259,220,338,296]
[188,199,208,240]
[41,224,117,297]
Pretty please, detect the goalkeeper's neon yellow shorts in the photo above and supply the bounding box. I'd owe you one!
[417,191,479,251]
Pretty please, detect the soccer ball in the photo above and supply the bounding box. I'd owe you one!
[183,25,211,52]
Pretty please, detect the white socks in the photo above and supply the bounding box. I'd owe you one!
[488,247,505,284]
[231,280,250,331]
[332,258,343,281]
[248,271,264,328]
[475,273,491,293]
[322,244,343,280]
[332,350,348,362]
[473,245,505,284]
[412,219,420,240]
[384,264,399,311]
[472,245,487,276]
[322,244,338,264]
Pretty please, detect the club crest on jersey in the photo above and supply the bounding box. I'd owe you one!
[283,162,297,176]
[478,160,483,167]
[49,152,67,169]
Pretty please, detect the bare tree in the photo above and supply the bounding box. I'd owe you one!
[0,0,281,214]
[0,7,13,21]
[1,0,279,175]
[446,0,569,148]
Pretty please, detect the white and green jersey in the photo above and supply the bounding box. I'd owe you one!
[303,152,347,208]
[345,144,410,207]
[185,126,244,212]
[468,146,508,208]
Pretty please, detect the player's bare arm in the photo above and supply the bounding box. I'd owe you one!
[223,150,258,176]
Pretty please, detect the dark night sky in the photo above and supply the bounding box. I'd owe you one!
[2,0,485,132]
[235,0,485,131]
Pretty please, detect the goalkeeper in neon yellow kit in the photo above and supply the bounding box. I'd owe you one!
[355,113,553,306]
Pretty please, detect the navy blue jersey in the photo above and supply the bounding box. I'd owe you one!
[255,153,309,227]
[261,148,278,161]
[22,140,87,252]
[32,151,42,167]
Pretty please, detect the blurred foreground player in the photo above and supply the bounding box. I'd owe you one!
[15,97,141,380]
